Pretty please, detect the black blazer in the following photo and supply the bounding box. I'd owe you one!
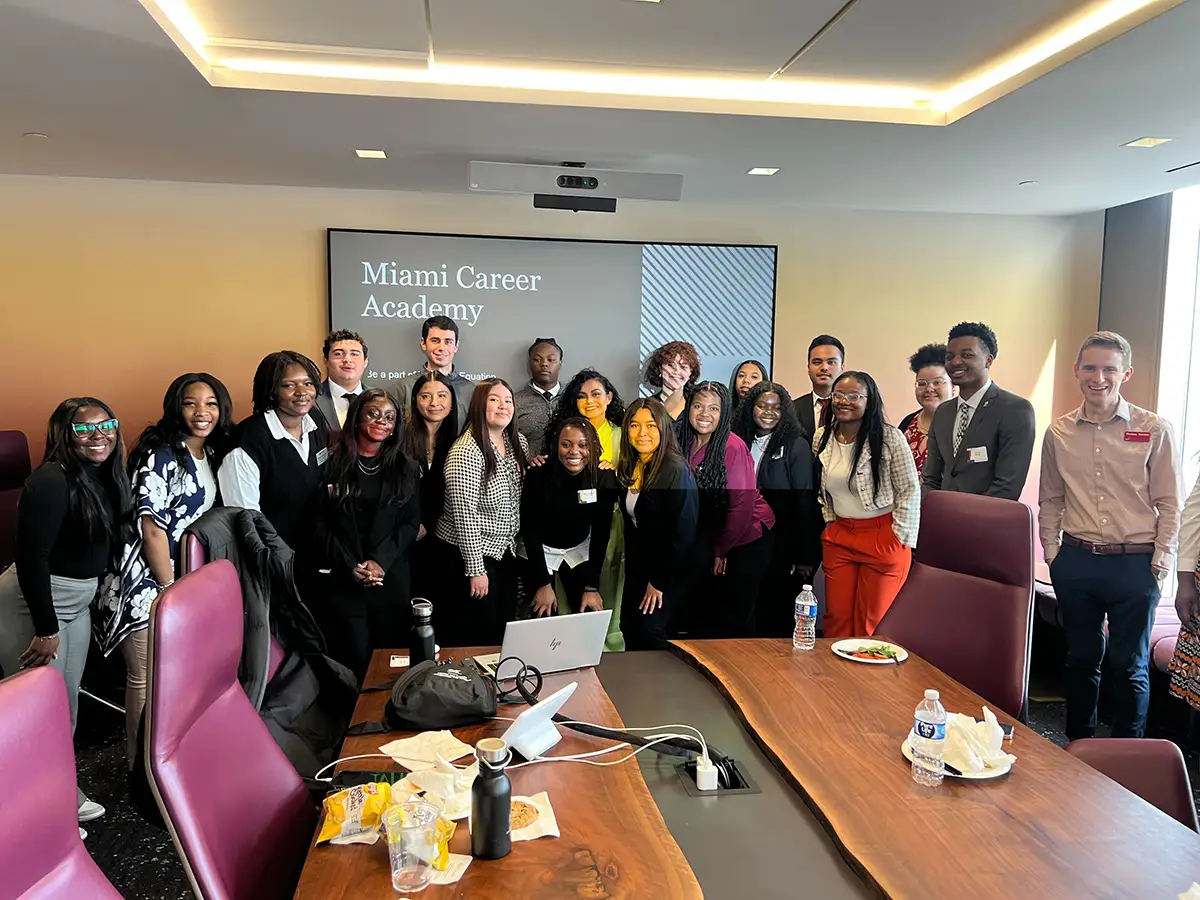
[616,455,699,596]
[755,434,822,568]
[793,392,817,443]
[921,382,1036,501]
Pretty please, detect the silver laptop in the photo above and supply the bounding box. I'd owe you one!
[474,610,612,678]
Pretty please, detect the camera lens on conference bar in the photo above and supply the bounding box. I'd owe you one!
[556,175,599,190]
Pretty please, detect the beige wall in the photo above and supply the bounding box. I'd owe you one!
[0,175,1103,489]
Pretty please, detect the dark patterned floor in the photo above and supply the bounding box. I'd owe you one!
[72,628,1199,899]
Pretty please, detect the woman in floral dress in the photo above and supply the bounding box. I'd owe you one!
[94,373,233,768]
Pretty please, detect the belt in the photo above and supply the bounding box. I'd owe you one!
[1061,533,1155,556]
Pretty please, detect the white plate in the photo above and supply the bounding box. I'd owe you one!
[831,639,909,664]
[900,735,1014,780]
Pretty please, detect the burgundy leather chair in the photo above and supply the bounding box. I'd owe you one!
[0,430,32,571]
[144,561,315,900]
[184,534,285,681]
[1066,738,1200,832]
[0,667,122,899]
[876,491,1035,720]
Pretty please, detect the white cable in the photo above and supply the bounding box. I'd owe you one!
[507,741,632,769]
[558,720,708,761]
[521,734,687,769]
[313,754,398,783]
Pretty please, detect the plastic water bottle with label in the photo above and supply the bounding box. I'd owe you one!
[792,585,818,651]
[911,689,947,787]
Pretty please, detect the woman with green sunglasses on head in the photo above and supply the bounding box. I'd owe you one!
[0,397,133,833]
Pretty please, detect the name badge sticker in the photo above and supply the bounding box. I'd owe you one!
[578,488,598,504]
[967,446,989,464]
[1124,431,1152,443]
[315,447,329,466]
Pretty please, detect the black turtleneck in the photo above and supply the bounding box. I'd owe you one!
[16,462,116,636]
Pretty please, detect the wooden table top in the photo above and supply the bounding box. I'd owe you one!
[673,638,1200,900]
[293,648,702,900]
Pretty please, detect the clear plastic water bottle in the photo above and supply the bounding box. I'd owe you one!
[792,585,817,650]
[911,689,947,787]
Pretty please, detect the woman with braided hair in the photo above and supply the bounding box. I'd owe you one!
[677,381,775,637]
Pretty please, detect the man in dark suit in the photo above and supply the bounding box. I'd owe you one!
[793,334,845,442]
[315,329,369,440]
[922,322,1035,500]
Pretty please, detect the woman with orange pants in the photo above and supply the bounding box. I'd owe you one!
[813,371,920,638]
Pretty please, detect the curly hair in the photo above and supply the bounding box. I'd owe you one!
[643,341,701,391]
[322,329,368,359]
[676,381,732,523]
[732,381,801,458]
[908,343,948,374]
[543,368,625,453]
[948,322,998,358]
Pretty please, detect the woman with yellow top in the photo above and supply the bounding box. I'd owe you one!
[615,398,699,650]
[544,368,627,648]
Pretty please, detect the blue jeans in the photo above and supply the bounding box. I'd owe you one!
[1050,545,1160,740]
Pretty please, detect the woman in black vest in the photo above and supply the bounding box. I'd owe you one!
[615,398,699,650]
[402,372,460,606]
[310,389,420,680]
[218,350,329,550]
[521,417,615,617]
[732,381,822,637]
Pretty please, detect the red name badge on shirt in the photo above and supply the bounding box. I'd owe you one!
[1124,431,1152,443]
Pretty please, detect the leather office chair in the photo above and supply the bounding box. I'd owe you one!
[1066,738,1199,832]
[0,430,32,571]
[144,561,315,900]
[876,491,1035,721]
[0,667,122,899]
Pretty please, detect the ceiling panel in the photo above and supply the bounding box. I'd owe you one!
[429,0,851,75]
[188,0,428,53]
[779,0,1090,86]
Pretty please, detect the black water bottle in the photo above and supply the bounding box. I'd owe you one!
[409,598,435,666]
[471,738,512,860]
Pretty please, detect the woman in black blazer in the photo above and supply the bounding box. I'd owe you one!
[615,398,700,650]
[310,389,421,680]
[732,382,822,638]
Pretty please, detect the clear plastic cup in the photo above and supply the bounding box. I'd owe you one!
[382,800,441,893]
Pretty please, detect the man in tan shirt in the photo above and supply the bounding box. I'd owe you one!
[1039,331,1180,740]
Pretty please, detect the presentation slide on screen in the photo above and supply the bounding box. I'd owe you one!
[328,230,776,403]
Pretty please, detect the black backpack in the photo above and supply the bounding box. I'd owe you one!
[346,660,498,736]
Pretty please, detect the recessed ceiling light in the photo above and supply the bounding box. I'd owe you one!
[747,167,780,176]
[355,149,387,159]
[22,132,49,139]
[1123,137,1172,148]
[1018,180,1039,186]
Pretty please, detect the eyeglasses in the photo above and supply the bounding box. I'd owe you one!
[831,392,867,402]
[916,378,949,389]
[71,419,118,436]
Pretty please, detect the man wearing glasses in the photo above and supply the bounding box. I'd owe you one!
[921,321,1036,501]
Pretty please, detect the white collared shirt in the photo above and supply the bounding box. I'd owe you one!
[956,378,992,430]
[530,381,561,401]
[329,380,363,427]
[218,410,319,511]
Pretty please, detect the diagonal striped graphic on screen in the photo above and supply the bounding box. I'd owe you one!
[639,244,776,393]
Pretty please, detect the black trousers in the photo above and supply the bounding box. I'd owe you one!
[555,559,592,614]
[696,527,776,639]
[430,537,519,648]
[756,538,805,639]
[308,567,409,683]
[621,528,707,651]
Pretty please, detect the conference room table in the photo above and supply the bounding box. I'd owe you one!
[293,640,1200,899]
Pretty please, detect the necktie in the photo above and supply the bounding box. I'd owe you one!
[817,397,829,424]
[953,401,970,455]
[543,391,553,402]
[343,392,358,402]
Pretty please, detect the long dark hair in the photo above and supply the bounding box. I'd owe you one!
[728,359,769,408]
[732,381,801,461]
[129,373,235,474]
[251,350,321,415]
[325,389,417,507]
[465,378,528,482]
[543,368,625,453]
[43,398,134,545]
[676,381,733,517]
[815,371,886,500]
[617,398,683,490]
[547,417,601,485]
[402,371,460,473]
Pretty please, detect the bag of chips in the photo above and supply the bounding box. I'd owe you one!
[318,782,396,845]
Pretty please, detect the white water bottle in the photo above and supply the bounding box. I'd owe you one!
[911,689,947,787]
[792,585,817,651]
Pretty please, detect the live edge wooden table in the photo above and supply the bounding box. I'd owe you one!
[295,641,1200,899]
